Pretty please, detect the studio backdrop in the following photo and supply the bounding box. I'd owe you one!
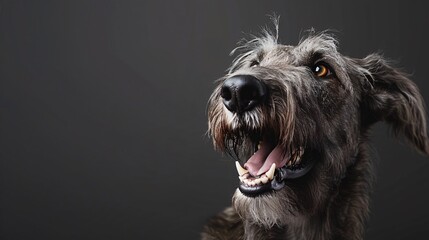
[0,0,428,239]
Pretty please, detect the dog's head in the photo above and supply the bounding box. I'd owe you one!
[207,23,428,227]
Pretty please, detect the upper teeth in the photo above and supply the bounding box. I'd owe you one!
[288,147,304,166]
[235,161,249,176]
[266,163,276,180]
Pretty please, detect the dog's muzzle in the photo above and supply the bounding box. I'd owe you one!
[218,75,315,197]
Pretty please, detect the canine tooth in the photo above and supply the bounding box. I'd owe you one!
[235,161,249,176]
[266,163,276,180]
[257,143,261,150]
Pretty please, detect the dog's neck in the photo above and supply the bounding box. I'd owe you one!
[333,149,359,186]
[242,221,285,240]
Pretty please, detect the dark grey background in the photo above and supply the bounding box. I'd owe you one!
[0,0,428,239]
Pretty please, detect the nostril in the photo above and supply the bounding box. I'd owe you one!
[220,86,232,101]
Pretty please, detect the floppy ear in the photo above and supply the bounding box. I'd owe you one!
[357,54,429,154]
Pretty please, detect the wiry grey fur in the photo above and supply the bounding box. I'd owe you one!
[203,20,429,240]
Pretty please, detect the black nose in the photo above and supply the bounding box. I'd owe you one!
[220,75,267,113]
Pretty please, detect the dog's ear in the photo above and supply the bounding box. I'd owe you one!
[356,54,429,155]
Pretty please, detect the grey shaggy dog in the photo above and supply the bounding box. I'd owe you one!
[202,20,429,240]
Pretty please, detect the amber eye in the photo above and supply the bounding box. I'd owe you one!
[312,63,330,78]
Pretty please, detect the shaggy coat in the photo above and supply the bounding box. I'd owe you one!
[203,23,428,240]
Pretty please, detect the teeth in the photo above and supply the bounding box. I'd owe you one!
[237,147,305,186]
[261,176,269,184]
[265,163,276,180]
[235,161,249,176]
[288,147,304,167]
[239,173,271,186]
[239,173,249,181]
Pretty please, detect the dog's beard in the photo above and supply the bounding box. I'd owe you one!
[232,188,300,228]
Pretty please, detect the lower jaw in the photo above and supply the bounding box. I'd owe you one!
[238,161,314,197]
[238,180,278,197]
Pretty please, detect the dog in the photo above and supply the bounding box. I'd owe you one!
[202,20,428,240]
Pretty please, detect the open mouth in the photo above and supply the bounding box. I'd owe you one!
[234,135,314,197]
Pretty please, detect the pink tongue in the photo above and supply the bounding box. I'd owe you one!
[244,141,290,177]
[257,146,290,175]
